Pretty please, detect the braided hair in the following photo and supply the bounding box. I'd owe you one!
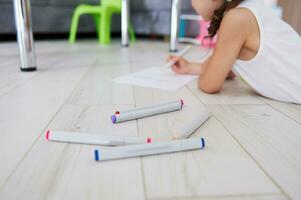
[208,0,245,38]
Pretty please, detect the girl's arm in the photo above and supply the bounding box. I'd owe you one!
[199,9,248,93]
[168,54,236,78]
[202,56,236,80]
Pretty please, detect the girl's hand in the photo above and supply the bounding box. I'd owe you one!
[166,55,203,75]
[166,55,191,74]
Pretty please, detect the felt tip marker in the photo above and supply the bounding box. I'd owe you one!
[46,130,152,146]
[94,138,205,162]
[111,99,184,123]
[165,45,192,68]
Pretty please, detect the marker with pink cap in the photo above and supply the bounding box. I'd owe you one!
[112,99,184,124]
[46,130,152,146]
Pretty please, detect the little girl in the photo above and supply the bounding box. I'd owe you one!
[168,0,301,104]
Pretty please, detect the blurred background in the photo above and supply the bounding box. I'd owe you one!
[0,0,300,41]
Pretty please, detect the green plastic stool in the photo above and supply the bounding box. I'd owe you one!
[69,0,136,45]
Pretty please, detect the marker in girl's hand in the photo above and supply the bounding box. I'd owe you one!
[165,45,192,68]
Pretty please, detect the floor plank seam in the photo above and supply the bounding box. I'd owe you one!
[61,146,83,200]
[132,86,148,200]
[147,192,286,200]
[1,41,299,199]
[140,156,148,200]
[0,59,37,96]
[0,59,99,191]
[213,113,292,200]
[264,102,301,125]
[187,84,267,106]
[0,73,37,99]
[64,103,135,106]
[186,86,208,105]
[0,55,95,100]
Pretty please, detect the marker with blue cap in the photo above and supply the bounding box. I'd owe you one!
[94,138,205,162]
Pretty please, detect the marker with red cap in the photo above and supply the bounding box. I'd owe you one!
[112,99,184,124]
[46,130,152,146]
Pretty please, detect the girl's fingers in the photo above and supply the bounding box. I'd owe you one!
[172,56,180,61]
[171,65,178,72]
[166,55,173,62]
[171,65,182,74]
[167,55,180,61]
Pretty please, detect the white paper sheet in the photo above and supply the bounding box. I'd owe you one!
[112,67,198,91]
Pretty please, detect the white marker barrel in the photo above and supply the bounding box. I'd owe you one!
[165,45,192,68]
[94,138,205,161]
[46,130,151,146]
[112,99,184,123]
[171,111,210,139]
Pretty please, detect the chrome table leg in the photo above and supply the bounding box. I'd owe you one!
[121,0,130,47]
[170,0,182,52]
[13,0,37,72]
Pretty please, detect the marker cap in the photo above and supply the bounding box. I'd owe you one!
[94,150,100,161]
[111,115,117,124]
[46,130,50,141]
[200,138,205,149]
[180,99,184,108]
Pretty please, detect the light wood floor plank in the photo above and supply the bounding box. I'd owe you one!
[65,63,134,106]
[61,105,145,200]
[149,194,288,200]
[0,53,96,188]
[0,40,299,200]
[0,42,19,58]
[128,56,280,199]
[0,105,145,200]
[259,98,301,124]
[0,48,99,98]
[0,41,146,199]
[210,105,301,199]
[188,79,265,105]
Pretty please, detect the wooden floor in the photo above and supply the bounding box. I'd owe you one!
[0,40,300,200]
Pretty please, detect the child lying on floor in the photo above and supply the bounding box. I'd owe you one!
[167,0,301,104]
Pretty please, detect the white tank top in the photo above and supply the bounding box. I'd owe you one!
[233,0,301,104]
